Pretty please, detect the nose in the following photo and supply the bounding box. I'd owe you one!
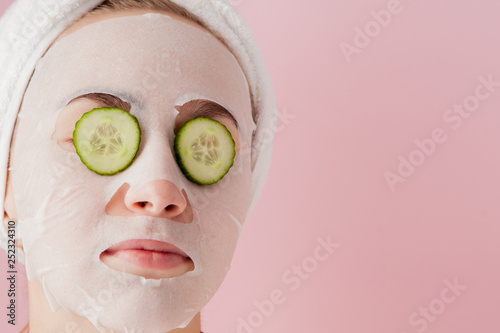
[105,180,194,223]
[126,179,186,216]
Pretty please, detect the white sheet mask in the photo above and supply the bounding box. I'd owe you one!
[9,13,255,333]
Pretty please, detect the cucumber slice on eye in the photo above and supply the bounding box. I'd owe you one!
[174,117,235,185]
[73,107,141,175]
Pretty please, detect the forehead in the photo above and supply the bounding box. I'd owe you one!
[53,9,209,44]
[31,13,251,121]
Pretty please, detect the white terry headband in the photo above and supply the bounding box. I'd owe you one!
[0,0,277,253]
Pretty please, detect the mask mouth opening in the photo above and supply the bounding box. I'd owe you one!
[99,238,195,279]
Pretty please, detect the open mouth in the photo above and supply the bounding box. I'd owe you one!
[100,239,194,279]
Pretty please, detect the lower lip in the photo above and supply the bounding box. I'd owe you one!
[104,249,190,270]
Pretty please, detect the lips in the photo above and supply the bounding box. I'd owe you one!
[104,239,190,257]
[101,239,192,272]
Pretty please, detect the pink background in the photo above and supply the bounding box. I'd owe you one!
[2,0,500,332]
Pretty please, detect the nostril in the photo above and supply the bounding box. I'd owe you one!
[135,202,177,212]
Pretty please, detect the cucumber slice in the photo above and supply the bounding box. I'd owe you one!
[73,108,141,175]
[174,117,235,185]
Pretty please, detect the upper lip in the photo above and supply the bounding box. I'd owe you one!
[103,239,190,258]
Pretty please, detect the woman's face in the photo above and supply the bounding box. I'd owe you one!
[7,10,254,332]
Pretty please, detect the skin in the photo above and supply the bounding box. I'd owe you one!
[3,8,250,333]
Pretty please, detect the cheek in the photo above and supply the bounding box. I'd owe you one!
[188,164,252,280]
[193,145,252,215]
[186,144,252,231]
[11,113,107,245]
[193,160,251,274]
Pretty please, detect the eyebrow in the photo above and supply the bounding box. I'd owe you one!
[67,93,132,110]
[67,94,238,129]
[179,99,239,129]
